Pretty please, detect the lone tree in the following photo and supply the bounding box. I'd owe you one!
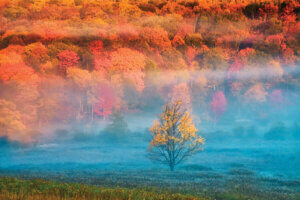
[148,101,204,171]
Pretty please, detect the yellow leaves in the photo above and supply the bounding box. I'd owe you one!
[0,99,26,142]
[150,133,168,147]
[119,2,142,21]
[195,136,205,144]
[140,27,171,50]
[149,101,204,148]
[178,113,198,142]
[108,48,146,93]
[60,0,75,6]
[40,61,55,74]
[149,119,160,134]
[110,48,146,72]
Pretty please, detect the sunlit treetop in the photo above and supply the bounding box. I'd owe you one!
[150,102,203,147]
[149,101,204,170]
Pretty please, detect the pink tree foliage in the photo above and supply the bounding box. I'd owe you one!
[93,82,117,119]
[94,53,112,71]
[186,46,197,65]
[227,60,243,79]
[227,48,255,79]
[211,91,227,119]
[265,34,285,46]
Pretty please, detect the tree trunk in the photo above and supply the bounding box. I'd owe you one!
[169,164,174,171]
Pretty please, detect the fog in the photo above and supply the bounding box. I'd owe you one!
[0,67,299,181]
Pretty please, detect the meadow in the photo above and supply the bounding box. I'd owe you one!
[0,167,299,200]
[1,135,299,200]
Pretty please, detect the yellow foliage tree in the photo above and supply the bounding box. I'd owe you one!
[0,99,26,142]
[149,101,204,171]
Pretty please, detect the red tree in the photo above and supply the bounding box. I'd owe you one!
[0,62,40,86]
[172,34,185,48]
[89,40,103,55]
[58,50,80,75]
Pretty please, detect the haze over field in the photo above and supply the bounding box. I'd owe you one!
[0,0,299,199]
[0,67,299,179]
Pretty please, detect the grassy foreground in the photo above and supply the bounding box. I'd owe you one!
[0,177,203,200]
[0,175,299,200]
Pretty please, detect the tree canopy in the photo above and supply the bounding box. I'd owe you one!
[149,101,204,171]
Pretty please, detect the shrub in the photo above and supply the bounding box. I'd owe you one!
[102,110,130,142]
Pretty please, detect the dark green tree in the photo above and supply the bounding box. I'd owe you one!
[103,110,130,142]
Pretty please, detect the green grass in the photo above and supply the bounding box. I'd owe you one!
[0,177,203,200]
[0,175,299,200]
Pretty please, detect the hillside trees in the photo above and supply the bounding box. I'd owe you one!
[109,48,146,93]
[58,50,80,75]
[0,50,40,128]
[66,67,92,120]
[93,81,117,119]
[24,42,49,72]
[0,0,298,144]
[140,27,172,51]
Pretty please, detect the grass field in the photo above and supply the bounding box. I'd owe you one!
[0,170,299,200]
[0,177,203,200]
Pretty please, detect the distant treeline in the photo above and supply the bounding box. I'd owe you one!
[0,0,299,143]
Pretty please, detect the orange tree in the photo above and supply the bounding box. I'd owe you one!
[148,101,204,171]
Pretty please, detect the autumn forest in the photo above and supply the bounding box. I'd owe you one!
[0,0,299,199]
